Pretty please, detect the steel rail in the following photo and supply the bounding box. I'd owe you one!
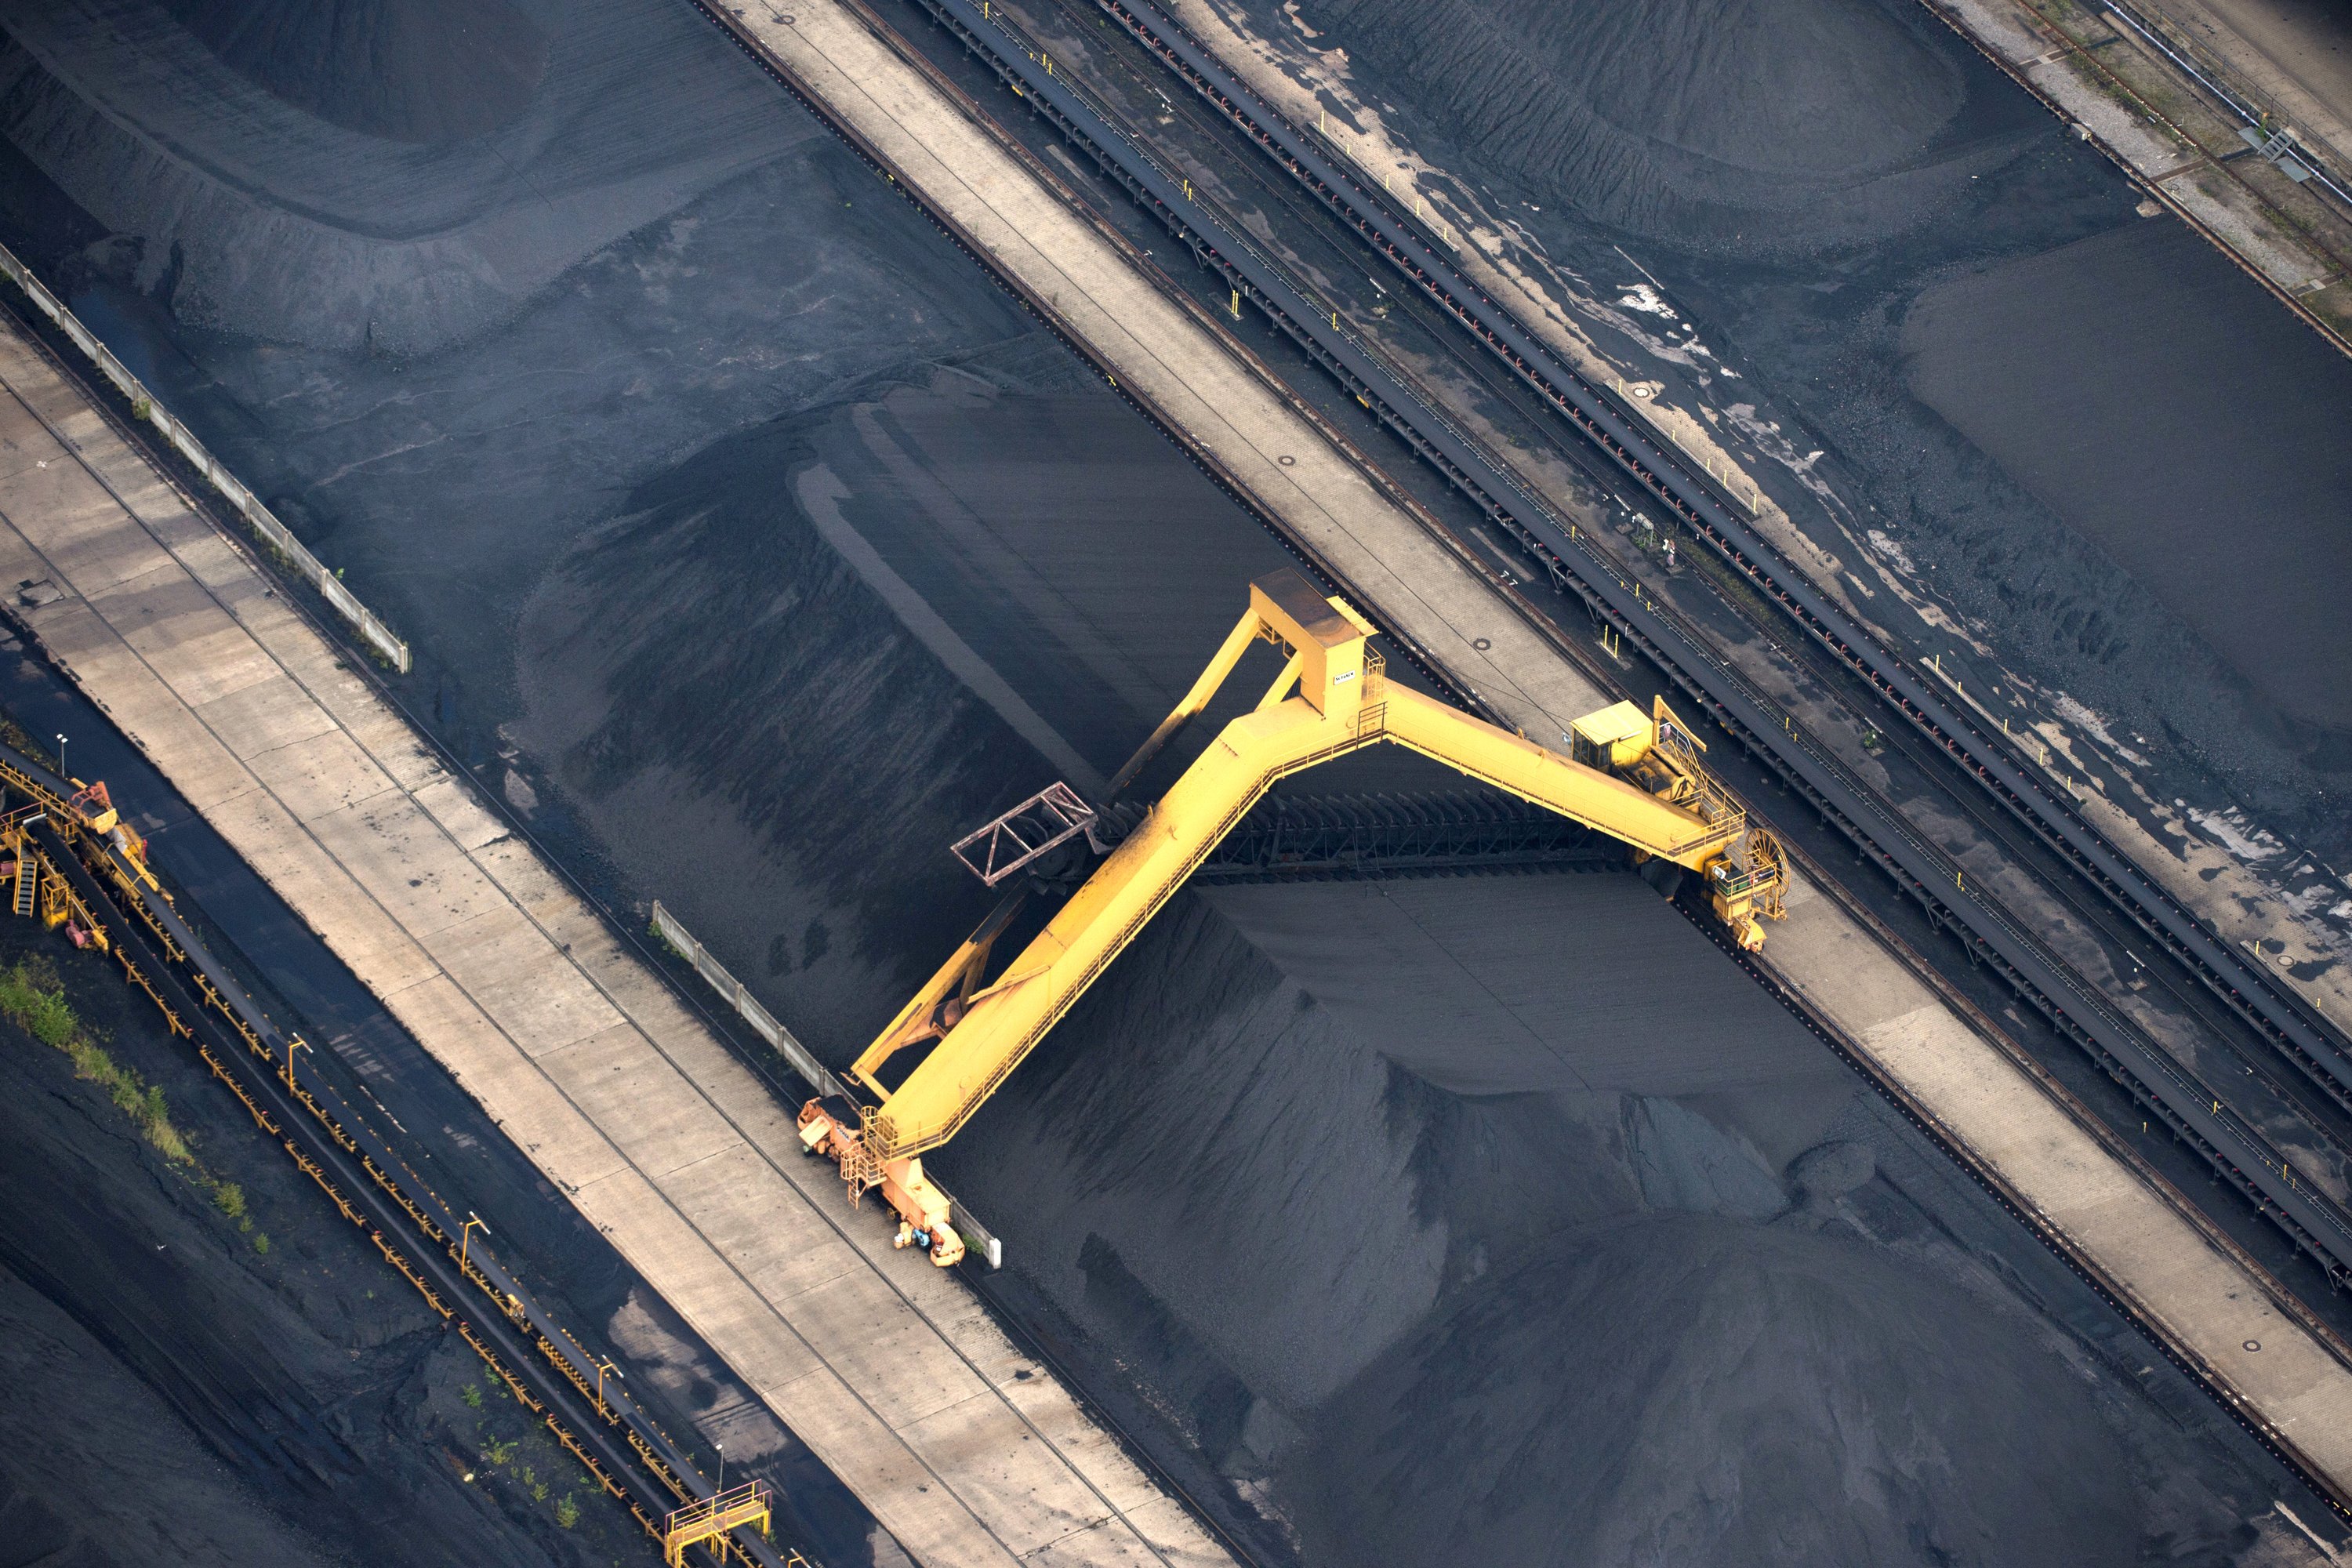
[1040,0,2352,1169]
[1068,0,2352,1112]
[823,0,2352,1284]
[1085,10,2352,1149]
[2095,0,2352,214]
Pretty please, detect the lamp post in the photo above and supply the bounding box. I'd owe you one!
[460,1211,490,1272]
[53,734,65,779]
[595,1356,623,1416]
[716,1439,725,1494]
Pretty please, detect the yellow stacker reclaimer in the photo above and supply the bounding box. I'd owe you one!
[800,571,1785,1262]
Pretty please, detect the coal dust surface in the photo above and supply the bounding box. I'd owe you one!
[1290,0,1971,255]
[1261,0,2352,855]
[1900,216,2352,736]
[0,1,2335,1565]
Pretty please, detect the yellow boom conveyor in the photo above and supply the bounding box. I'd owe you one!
[799,570,1784,1258]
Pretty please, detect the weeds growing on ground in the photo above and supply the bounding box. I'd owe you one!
[468,1379,613,1536]
[0,957,271,1231]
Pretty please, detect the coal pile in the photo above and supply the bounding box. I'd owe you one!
[157,0,550,144]
[1296,0,1972,253]
[949,873,2300,1565]
[0,0,806,354]
[0,0,2336,1563]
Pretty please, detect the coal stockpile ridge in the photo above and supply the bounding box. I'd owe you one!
[157,0,550,144]
[0,0,807,353]
[1298,0,1970,252]
[1298,1214,2129,1566]
[514,408,1061,1046]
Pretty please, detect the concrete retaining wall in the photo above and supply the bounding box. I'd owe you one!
[0,241,412,673]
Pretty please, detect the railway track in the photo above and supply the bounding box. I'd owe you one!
[1002,0,2352,1182]
[1068,0,2352,1181]
[691,0,2352,1294]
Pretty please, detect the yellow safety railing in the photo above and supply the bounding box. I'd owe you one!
[662,1480,773,1566]
[842,570,1788,1168]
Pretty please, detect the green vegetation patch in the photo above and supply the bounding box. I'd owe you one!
[0,956,240,1214]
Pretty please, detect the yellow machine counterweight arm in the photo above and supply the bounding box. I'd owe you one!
[834,570,1785,1173]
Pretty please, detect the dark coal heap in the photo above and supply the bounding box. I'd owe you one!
[0,0,797,352]
[158,0,550,143]
[1301,0,1970,250]
[0,0,2336,1563]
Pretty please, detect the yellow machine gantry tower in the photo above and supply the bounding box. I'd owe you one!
[800,571,1785,1261]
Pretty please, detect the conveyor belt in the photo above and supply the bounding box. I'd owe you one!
[691,0,2352,1287]
[1193,791,1621,882]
